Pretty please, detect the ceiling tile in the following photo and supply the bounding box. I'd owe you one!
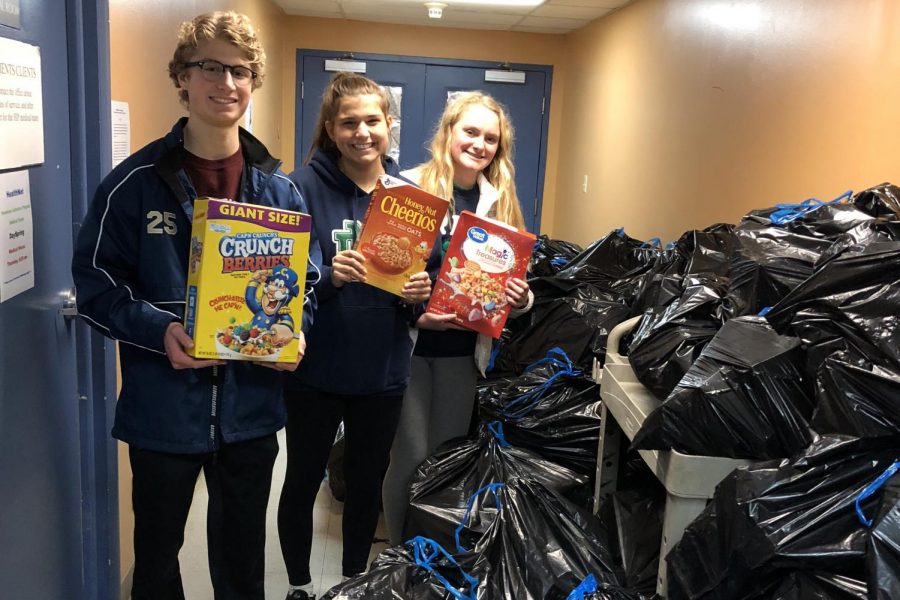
[511,25,571,34]
[518,14,589,28]
[438,10,524,25]
[546,0,630,8]
[341,2,426,19]
[279,0,341,14]
[533,4,612,19]
[287,10,346,20]
[270,0,630,31]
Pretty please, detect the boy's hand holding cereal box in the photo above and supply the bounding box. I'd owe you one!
[426,211,535,339]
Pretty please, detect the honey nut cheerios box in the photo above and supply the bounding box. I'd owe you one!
[355,175,449,297]
[184,198,311,363]
[426,210,536,339]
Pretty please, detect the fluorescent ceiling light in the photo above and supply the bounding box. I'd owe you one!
[448,0,546,6]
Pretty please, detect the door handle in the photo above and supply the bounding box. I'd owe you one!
[61,288,78,320]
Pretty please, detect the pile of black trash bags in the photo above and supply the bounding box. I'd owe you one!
[324,348,656,599]
[626,183,900,599]
[323,182,899,599]
[626,184,900,458]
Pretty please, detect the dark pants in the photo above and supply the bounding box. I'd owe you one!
[278,389,403,584]
[129,434,279,600]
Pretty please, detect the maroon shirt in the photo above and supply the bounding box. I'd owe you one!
[183,147,244,202]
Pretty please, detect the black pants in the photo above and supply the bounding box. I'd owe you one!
[278,389,403,584]
[129,434,278,600]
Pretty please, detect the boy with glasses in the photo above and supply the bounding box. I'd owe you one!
[72,11,320,599]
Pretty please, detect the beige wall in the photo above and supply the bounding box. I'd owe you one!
[278,17,568,234]
[109,0,286,586]
[554,0,900,245]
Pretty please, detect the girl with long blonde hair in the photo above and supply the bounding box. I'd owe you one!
[382,91,534,545]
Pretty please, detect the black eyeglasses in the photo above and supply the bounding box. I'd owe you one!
[184,60,257,85]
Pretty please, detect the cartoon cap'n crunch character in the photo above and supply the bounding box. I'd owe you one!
[245,265,300,346]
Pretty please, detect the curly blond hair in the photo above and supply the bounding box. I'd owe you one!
[417,92,524,230]
[168,11,266,106]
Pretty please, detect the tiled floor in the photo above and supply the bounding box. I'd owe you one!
[178,430,390,599]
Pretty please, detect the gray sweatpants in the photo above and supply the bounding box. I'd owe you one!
[382,354,479,545]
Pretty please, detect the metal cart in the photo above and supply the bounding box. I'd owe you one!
[592,316,752,597]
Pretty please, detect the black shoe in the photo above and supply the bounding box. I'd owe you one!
[285,590,316,600]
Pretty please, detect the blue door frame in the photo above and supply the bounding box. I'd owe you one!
[295,49,553,233]
[0,0,117,598]
[68,1,119,597]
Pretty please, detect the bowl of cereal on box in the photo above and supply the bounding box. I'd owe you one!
[216,320,283,361]
[360,232,413,275]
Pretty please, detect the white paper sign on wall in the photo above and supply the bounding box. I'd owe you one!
[0,36,44,170]
[0,170,34,302]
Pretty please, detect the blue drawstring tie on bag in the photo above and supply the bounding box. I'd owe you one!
[454,482,505,553]
[486,421,511,448]
[769,190,852,225]
[407,536,479,600]
[855,460,900,527]
[501,347,582,420]
[566,573,599,600]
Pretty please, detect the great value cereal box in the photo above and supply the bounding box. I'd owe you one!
[184,198,311,363]
[426,211,536,339]
[355,175,449,296]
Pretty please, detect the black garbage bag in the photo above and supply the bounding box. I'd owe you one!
[593,453,665,594]
[626,276,727,399]
[852,182,900,219]
[629,245,687,317]
[612,489,664,593]
[631,317,815,459]
[725,219,835,318]
[814,354,900,439]
[479,349,602,476]
[868,472,900,600]
[755,571,867,600]
[665,435,900,600]
[765,240,900,378]
[543,573,647,600]
[404,421,592,549]
[728,191,887,319]
[676,223,735,278]
[532,235,584,277]
[815,219,900,267]
[630,223,736,314]
[322,536,479,600]
[460,479,622,600]
[490,279,631,375]
[553,229,659,301]
[742,191,875,240]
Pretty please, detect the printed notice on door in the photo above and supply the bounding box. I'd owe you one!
[0,37,44,170]
[0,170,34,302]
[111,100,130,168]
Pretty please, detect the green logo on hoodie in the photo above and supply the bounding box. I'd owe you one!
[332,219,361,252]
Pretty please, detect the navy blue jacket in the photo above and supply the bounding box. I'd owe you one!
[286,149,440,396]
[72,118,321,453]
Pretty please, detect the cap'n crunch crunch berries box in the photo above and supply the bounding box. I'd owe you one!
[426,211,536,339]
[184,198,311,363]
[355,175,449,297]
